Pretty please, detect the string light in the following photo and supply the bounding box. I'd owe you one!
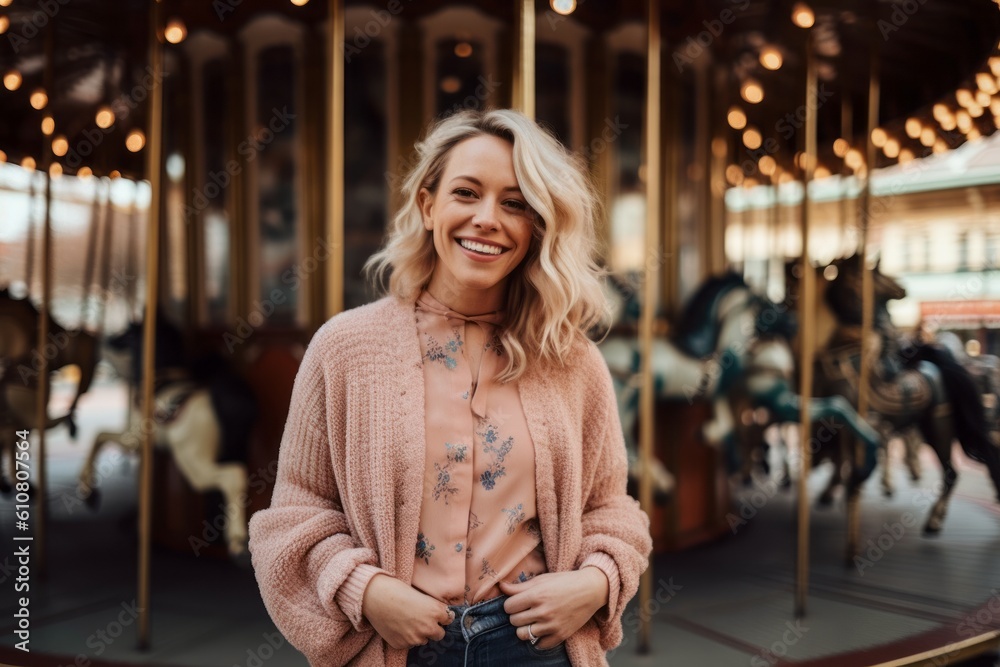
[741,79,764,104]
[550,0,577,15]
[742,127,762,150]
[932,104,950,122]
[759,47,783,71]
[77,166,93,179]
[29,88,47,110]
[871,128,887,147]
[40,116,54,135]
[21,156,36,170]
[791,2,815,28]
[0,16,9,34]
[990,56,1000,78]
[814,165,831,179]
[727,106,747,130]
[0,149,5,163]
[977,73,998,95]
[758,155,777,176]
[126,129,146,152]
[51,135,68,157]
[49,162,62,178]
[904,118,922,139]
[844,148,863,170]
[454,42,473,58]
[95,106,115,129]
[109,169,121,179]
[883,138,900,158]
[164,18,187,44]
[290,0,310,5]
[3,70,21,91]
[725,164,744,186]
[833,138,849,157]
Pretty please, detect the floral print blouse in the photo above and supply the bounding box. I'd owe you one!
[411,290,547,606]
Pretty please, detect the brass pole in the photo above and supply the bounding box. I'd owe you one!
[839,93,852,254]
[325,0,345,318]
[849,37,880,565]
[138,0,165,649]
[638,0,661,654]
[24,177,36,292]
[34,10,56,581]
[80,180,101,327]
[95,180,113,333]
[512,0,535,119]
[795,29,817,620]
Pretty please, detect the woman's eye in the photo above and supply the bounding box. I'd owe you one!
[504,200,527,211]
[453,188,476,198]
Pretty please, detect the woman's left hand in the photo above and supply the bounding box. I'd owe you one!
[499,567,610,650]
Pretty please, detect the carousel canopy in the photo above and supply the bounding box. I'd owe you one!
[0,0,998,179]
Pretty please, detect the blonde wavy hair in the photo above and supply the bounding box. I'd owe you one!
[365,108,610,382]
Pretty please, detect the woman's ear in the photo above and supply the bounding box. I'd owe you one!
[418,188,434,231]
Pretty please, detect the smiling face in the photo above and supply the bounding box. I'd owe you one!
[418,134,536,313]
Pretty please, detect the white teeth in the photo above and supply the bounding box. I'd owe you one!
[459,239,504,255]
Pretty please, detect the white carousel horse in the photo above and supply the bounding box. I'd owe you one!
[79,317,256,558]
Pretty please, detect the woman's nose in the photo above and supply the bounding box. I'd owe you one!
[472,200,500,230]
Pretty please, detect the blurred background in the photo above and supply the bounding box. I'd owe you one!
[1,0,1000,665]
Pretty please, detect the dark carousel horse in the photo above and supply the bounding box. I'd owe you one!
[0,287,99,494]
[809,255,1000,534]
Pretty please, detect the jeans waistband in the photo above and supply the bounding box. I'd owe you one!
[446,595,509,642]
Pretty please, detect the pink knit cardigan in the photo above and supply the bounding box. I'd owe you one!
[248,296,652,667]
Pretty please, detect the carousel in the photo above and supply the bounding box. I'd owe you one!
[1,0,1000,665]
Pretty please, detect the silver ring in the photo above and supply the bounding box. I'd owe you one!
[527,624,539,645]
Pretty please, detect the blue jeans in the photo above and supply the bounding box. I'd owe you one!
[406,595,572,667]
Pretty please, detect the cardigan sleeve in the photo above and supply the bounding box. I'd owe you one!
[248,333,385,666]
[574,343,653,651]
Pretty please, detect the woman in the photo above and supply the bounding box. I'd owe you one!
[249,108,652,667]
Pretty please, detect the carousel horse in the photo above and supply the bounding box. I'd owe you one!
[79,313,258,558]
[0,288,99,494]
[599,273,880,491]
[886,331,1000,484]
[806,255,1000,534]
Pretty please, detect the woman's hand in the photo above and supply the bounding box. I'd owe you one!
[499,567,610,650]
[361,574,455,650]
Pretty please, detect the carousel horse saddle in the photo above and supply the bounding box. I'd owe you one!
[817,343,941,418]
